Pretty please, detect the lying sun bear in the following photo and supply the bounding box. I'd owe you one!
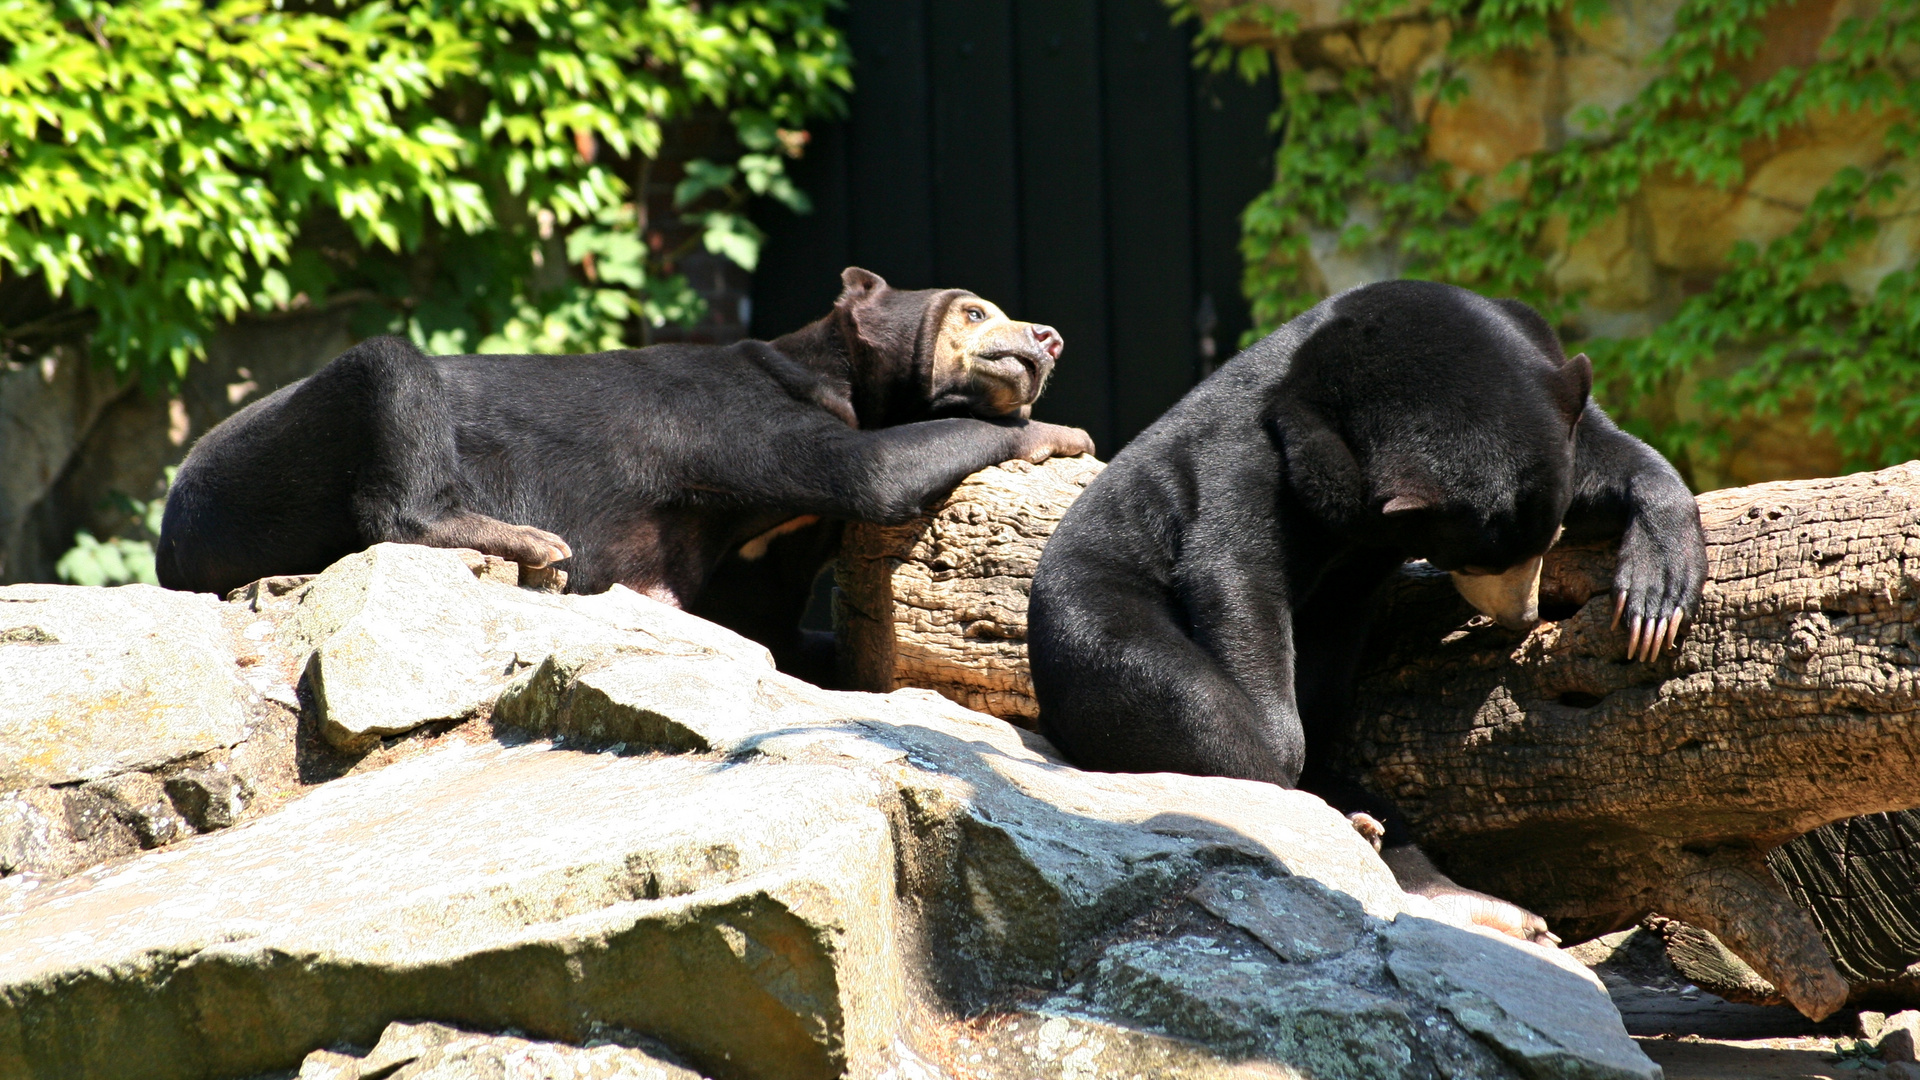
[1027,280,1706,942]
[158,267,1093,681]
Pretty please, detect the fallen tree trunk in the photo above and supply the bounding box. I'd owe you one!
[836,456,1104,726]
[1348,463,1920,1019]
[838,457,1920,1021]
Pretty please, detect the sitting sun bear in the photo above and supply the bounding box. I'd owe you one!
[1027,279,1706,940]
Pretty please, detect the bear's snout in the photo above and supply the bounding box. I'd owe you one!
[1030,323,1063,361]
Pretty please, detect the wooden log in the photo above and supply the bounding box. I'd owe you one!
[1347,463,1920,1018]
[1770,810,1920,997]
[836,456,1103,726]
[834,456,1920,1020]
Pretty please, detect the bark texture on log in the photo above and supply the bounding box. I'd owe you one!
[834,456,1920,1022]
[836,456,1104,726]
[1348,462,1920,1020]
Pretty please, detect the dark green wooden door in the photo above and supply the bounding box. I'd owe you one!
[752,0,1277,456]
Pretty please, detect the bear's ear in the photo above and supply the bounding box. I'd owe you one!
[1558,352,1593,421]
[1376,460,1445,518]
[837,267,889,307]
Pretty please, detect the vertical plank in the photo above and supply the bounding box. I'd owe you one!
[1101,0,1197,448]
[1190,65,1279,371]
[749,121,851,338]
[1012,0,1114,452]
[847,0,937,286]
[927,0,1022,307]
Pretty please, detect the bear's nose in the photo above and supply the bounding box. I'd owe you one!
[1030,324,1063,360]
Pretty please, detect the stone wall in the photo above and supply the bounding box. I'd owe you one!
[1201,0,1906,490]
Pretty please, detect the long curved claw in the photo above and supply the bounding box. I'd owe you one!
[1648,615,1670,662]
[1612,592,1626,630]
[1666,607,1684,654]
[1627,615,1643,661]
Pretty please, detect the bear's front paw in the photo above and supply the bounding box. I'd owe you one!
[1015,421,1096,463]
[1611,522,1706,663]
[1416,884,1560,946]
[506,525,573,569]
[1382,844,1559,946]
[1348,812,1386,853]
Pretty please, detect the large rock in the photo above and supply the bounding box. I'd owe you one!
[0,740,903,1080]
[0,544,1657,1080]
[250,543,765,750]
[0,583,253,789]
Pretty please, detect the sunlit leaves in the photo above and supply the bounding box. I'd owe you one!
[0,0,851,379]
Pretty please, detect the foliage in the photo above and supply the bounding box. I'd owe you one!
[0,0,850,381]
[1173,0,1920,479]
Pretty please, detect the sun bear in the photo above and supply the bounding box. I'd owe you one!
[1027,280,1706,941]
[158,267,1092,682]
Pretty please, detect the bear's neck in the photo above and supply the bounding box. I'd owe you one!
[769,316,894,428]
[770,316,853,394]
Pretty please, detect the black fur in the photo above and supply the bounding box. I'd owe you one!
[158,268,1090,682]
[1028,280,1706,847]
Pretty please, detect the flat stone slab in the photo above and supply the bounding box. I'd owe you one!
[1384,916,1660,1080]
[0,740,903,1080]
[0,584,253,790]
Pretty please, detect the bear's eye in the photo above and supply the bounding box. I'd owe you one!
[966,307,986,322]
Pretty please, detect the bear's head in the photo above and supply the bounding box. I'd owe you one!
[1278,280,1592,630]
[829,267,1063,425]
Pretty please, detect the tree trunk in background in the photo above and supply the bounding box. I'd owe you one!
[837,456,1920,1022]
[0,309,355,584]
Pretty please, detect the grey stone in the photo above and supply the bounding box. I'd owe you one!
[1190,868,1367,962]
[493,646,777,754]
[80,771,191,848]
[163,762,246,831]
[295,1049,365,1080]
[1383,916,1657,1080]
[257,544,772,749]
[1882,1010,1920,1063]
[0,740,906,1080]
[0,788,67,876]
[0,583,253,789]
[960,1011,1306,1079]
[227,573,319,606]
[296,1020,708,1080]
[0,551,1664,1080]
[1075,934,1430,1079]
